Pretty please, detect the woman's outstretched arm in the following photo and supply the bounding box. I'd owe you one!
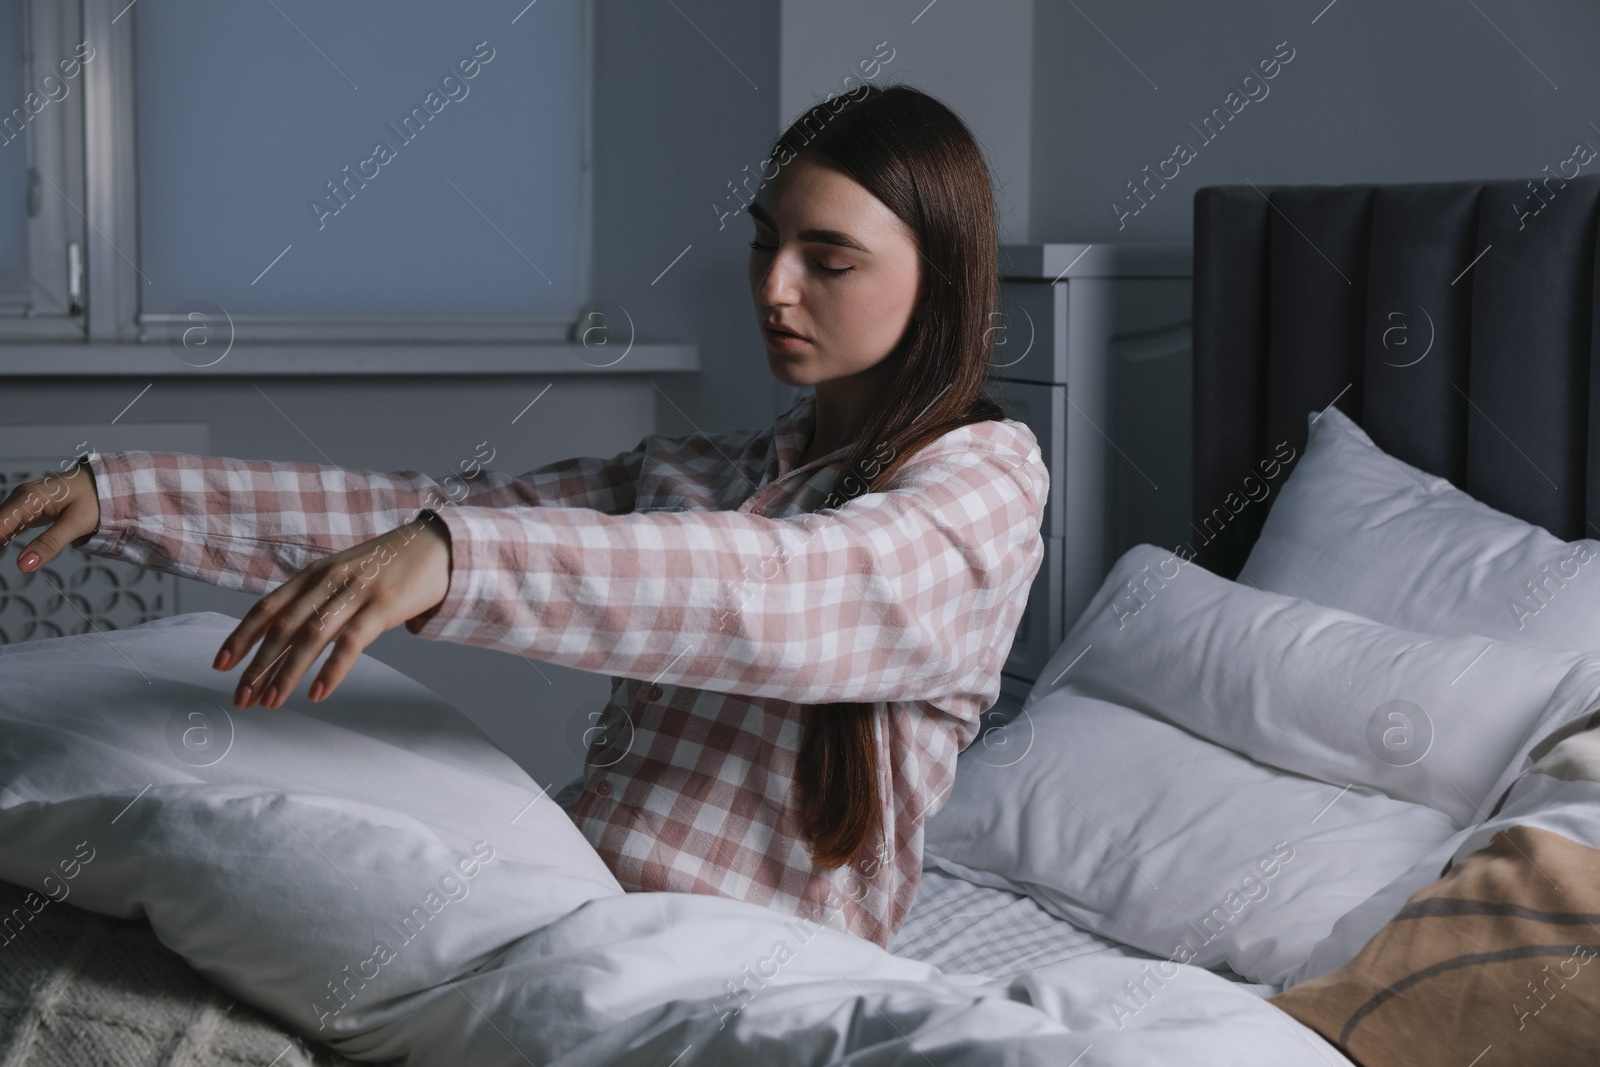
[77,442,651,596]
[405,422,1048,724]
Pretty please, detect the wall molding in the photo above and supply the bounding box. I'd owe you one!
[137,313,577,344]
[0,340,700,376]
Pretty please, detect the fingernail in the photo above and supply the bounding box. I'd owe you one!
[18,552,38,571]
[213,649,232,671]
[308,680,324,702]
[263,686,279,708]
[235,683,252,707]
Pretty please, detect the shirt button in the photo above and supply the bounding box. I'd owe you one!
[648,685,663,700]
[596,779,612,796]
[749,502,765,515]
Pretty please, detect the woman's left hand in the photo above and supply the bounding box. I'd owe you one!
[215,513,452,709]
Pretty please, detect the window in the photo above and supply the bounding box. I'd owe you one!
[1,0,595,347]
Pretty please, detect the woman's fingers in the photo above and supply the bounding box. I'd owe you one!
[256,596,360,709]
[218,573,305,681]
[0,486,45,547]
[0,476,93,571]
[231,565,353,707]
[17,507,96,572]
[214,518,445,707]
[219,559,339,673]
[307,606,387,703]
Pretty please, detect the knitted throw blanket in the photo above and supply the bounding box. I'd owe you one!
[0,880,364,1067]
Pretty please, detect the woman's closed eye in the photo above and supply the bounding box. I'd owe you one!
[747,239,855,276]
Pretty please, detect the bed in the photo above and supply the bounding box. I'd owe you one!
[5,174,1600,1066]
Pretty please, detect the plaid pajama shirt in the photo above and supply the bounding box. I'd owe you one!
[79,392,1048,948]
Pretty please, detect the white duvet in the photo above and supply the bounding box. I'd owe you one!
[0,612,1348,1065]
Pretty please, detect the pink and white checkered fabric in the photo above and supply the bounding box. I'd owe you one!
[80,393,1048,947]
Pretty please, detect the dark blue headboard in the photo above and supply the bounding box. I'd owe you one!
[1191,176,1600,578]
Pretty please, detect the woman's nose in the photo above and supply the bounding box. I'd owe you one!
[756,253,800,305]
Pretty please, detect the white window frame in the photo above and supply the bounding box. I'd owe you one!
[82,0,137,341]
[0,0,88,338]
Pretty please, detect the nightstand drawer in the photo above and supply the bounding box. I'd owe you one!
[992,279,1067,384]
[988,377,1066,541]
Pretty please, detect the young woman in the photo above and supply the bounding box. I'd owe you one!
[0,84,1047,949]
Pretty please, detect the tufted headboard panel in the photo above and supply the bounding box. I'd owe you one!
[1191,176,1600,578]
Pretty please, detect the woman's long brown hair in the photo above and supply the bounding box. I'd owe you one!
[762,84,1009,870]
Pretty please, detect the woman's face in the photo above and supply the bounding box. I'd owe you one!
[747,155,922,389]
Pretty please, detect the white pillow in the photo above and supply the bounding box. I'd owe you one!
[0,612,622,1053]
[1026,544,1600,828]
[923,691,1457,986]
[1239,406,1600,650]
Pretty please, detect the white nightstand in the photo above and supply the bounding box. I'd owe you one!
[992,243,1193,697]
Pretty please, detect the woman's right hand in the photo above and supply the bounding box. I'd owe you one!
[0,462,102,573]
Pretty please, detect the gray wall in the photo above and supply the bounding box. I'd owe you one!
[777,0,1034,244]
[1029,0,1600,244]
[760,1,1600,249]
[590,0,782,439]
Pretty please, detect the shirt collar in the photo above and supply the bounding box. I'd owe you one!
[772,392,852,479]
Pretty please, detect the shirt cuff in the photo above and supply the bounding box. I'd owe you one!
[76,451,134,557]
[403,506,472,639]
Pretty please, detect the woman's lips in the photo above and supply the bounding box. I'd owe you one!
[764,326,810,350]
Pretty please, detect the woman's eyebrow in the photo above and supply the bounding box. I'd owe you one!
[746,202,873,254]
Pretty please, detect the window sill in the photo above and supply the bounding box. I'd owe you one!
[0,341,699,377]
